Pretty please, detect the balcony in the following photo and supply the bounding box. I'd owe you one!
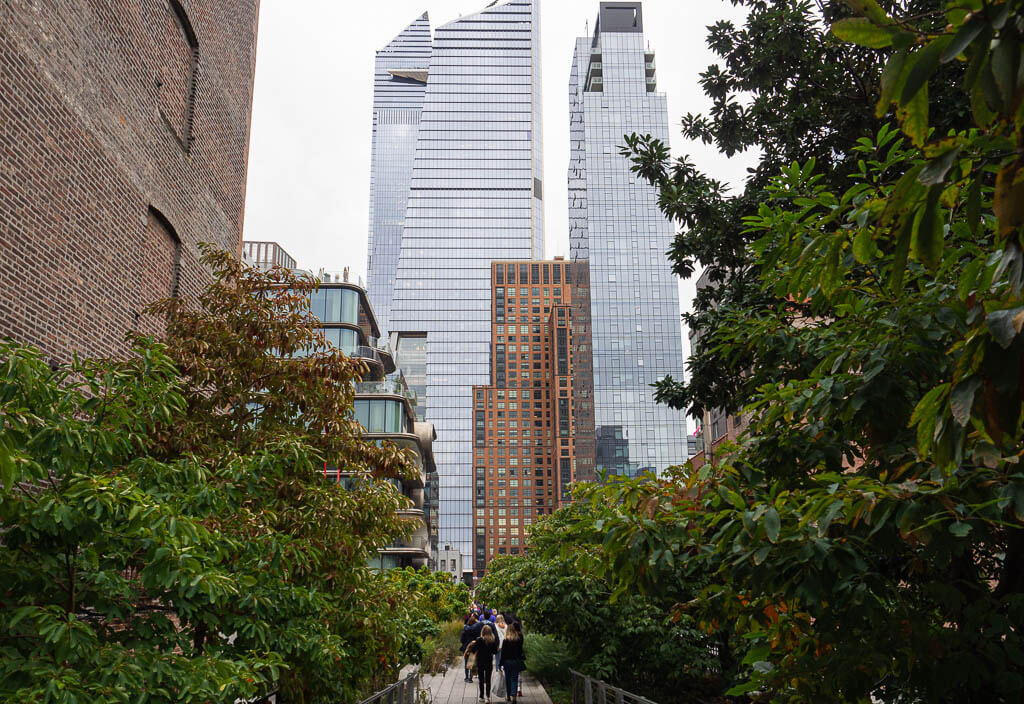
[383,530,430,557]
[355,379,418,405]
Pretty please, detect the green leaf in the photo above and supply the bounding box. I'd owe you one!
[725,681,762,696]
[900,37,951,107]
[876,50,908,117]
[967,178,982,235]
[990,38,1021,107]
[911,185,943,270]
[948,522,972,537]
[832,18,897,49]
[898,82,929,147]
[987,307,1024,349]
[843,0,890,24]
[941,17,986,63]
[764,507,781,544]
[950,377,983,427]
[852,228,875,264]
[890,215,914,292]
[919,146,962,186]
[0,438,15,492]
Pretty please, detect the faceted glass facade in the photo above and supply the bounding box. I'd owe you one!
[568,3,688,478]
[366,14,432,336]
[389,0,544,569]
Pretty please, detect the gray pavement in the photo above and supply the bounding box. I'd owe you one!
[419,667,552,704]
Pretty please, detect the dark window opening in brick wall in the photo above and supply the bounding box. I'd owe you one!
[137,207,182,336]
[157,0,199,150]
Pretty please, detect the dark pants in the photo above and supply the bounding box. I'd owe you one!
[477,663,493,698]
[502,660,522,698]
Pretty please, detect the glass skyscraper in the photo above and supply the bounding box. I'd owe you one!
[568,2,688,478]
[387,0,544,570]
[366,13,432,337]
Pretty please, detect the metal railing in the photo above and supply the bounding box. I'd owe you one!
[357,671,420,704]
[355,379,418,404]
[570,670,659,704]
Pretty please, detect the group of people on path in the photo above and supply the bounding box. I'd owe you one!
[460,605,526,703]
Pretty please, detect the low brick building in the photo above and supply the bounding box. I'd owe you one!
[0,0,260,360]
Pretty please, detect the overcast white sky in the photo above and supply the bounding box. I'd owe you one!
[242,0,758,373]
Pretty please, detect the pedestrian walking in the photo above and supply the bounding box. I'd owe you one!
[461,614,480,682]
[465,623,500,702]
[493,614,508,693]
[499,620,526,703]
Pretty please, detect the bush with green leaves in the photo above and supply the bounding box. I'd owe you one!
[0,249,419,703]
[475,499,726,703]
[598,0,1024,701]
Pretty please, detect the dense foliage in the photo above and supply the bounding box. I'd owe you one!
[0,248,419,703]
[588,0,1024,701]
[382,567,470,666]
[623,0,972,417]
[475,499,726,702]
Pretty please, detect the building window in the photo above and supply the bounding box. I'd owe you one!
[138,207,182,335]
[156,0,199,150]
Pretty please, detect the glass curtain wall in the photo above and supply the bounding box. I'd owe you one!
[366,13,432,337]
[569,3,688,478]
[389,0,544,570]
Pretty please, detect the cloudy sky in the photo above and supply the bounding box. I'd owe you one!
[242,0,758,372]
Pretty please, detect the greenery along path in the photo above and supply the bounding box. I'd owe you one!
[420,669,552,704]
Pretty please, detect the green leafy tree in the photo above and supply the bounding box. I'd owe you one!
[589,0,1024,701]
[383,567,471,625]
[622,0,971,417]
[475,495,725,702]
[0,248,418,703]
[382,567,471,666]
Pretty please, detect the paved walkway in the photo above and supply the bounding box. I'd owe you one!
[419,667,552,704]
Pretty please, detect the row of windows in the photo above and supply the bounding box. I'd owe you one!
[353,399,413,435]
[308,287,360,325]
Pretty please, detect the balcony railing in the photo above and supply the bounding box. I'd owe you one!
[355,379,418,405]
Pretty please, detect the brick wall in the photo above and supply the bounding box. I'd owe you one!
[0,0,260,361]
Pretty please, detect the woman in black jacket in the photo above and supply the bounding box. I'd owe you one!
[461,615,480,682]
[499,621,526,703]
[466,624,500,702]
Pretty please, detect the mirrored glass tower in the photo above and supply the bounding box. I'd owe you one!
[568,2,688,479]
[366,13,432,337]
[388,0,544,570]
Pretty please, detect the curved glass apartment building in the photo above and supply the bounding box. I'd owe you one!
[301,269,438,569]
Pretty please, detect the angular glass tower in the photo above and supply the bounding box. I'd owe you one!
[389,0,544,570]
[569,2,688,478]
[366,13,432,337]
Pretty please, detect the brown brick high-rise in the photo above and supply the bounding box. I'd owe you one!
[0,0,260,360]
[472,259,593,580]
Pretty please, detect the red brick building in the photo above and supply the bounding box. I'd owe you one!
[472,259,592,579]
[0,0,260,360]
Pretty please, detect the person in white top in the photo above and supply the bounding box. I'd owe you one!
[494,614,508,694]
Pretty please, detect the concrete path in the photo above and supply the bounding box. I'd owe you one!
[419,667,552,704]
